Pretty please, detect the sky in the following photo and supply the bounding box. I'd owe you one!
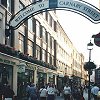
[56,0,100,67]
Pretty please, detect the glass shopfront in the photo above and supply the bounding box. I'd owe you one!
[0,63,13,87]
[37,72,47,89]
[17,69,34,99]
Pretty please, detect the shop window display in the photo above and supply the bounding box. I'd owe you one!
[0,64,13,87]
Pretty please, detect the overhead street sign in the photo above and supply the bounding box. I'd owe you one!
[9,0,100,29]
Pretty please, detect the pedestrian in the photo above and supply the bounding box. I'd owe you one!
[2,85,15,100]
[27,83,38,100]
[0,83,3,100]
[26,83,30,100]
[91,83,100,100]
[72,85,81,100]
[63,84,71,100]
[47,84,55,100]
[39,86,47,100]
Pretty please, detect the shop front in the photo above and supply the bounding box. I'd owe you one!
[0,64,13,87]
[37,70,47,89]
[17,62,37,99]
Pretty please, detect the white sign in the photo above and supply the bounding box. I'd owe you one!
[58,0,100,22]
[10,1,49,28]
[9,0,100,29]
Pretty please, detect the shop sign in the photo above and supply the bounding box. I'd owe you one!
[18,66,25,73]
[17,62,26,73]
[0,58,16,65]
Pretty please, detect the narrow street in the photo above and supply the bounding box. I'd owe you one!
[55,89,94,100]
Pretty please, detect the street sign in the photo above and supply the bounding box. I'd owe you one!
[92,32,100,47]
[9,0,100,29]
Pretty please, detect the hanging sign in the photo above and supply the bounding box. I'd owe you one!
[9,0,100,29]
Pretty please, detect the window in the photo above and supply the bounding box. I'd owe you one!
[42,27,46,42]
[42,49,46,62]
[36,45,40,60]
[7,0,11,11]
[52,37,54,50]
[36,21,40,37]
[19,1,24,10]
[18,33,24,52]
[48,33,50,47]
[52,55,54,65]
[28,40,33,56]
[47,53,50,64]
[1,0,11,12]
[28,18,33,32]
[28,32,34,41]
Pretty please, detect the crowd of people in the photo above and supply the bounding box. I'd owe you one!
[25,82,58,100]
[0,82,100,100]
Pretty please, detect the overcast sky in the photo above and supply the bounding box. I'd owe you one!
[57,0,100,67]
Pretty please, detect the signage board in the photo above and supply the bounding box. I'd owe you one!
[9,0,100,29]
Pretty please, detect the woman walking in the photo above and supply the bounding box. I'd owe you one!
[39,86,47,100]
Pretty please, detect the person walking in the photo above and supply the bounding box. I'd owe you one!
[47,84,55,100]
[2,85,15,100]
[28,83,37,100]
[63,84,71,100]
[91,83,100,100]
[72,85,81,100]
[39,86,47,100]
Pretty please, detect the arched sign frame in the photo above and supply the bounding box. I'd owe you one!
[9,0,100,29]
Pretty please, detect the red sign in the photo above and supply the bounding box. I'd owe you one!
[93,32,100,47]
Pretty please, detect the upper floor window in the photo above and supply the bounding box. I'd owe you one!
[48,33,50,47]
[7,0,11,11]
[42,27,46,42]
[36,21,40,37]
[18,33,24,52]
[19,1,24,10]
[28,40,33,56]
[36,45,40,60]
[1,0,11,12]
[28,18,33,32]
[42,49,46,62]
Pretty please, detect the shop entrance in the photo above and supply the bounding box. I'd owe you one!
[0,63,13,87]
[17,69,34,99]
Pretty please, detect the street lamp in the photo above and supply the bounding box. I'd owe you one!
[84,40,96,100]
[87,40,93,100]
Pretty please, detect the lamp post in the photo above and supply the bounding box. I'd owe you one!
[87,40,93,100]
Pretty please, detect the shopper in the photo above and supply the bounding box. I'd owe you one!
[63,84,71,100]
[91,83,100,100]
[39,86,47,100]
[47,84,55,100]
[2,85,15,100]
[28,83,37,100]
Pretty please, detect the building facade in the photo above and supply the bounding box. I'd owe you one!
[0,0,87,98]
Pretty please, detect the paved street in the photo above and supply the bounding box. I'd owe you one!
[55,90,94,100]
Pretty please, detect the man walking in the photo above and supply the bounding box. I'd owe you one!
[91,83,99,100]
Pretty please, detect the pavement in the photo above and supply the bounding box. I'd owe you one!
[55,89,94,100]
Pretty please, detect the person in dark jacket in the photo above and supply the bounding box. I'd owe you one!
[2,85,15,100]
[27,83,37,100]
